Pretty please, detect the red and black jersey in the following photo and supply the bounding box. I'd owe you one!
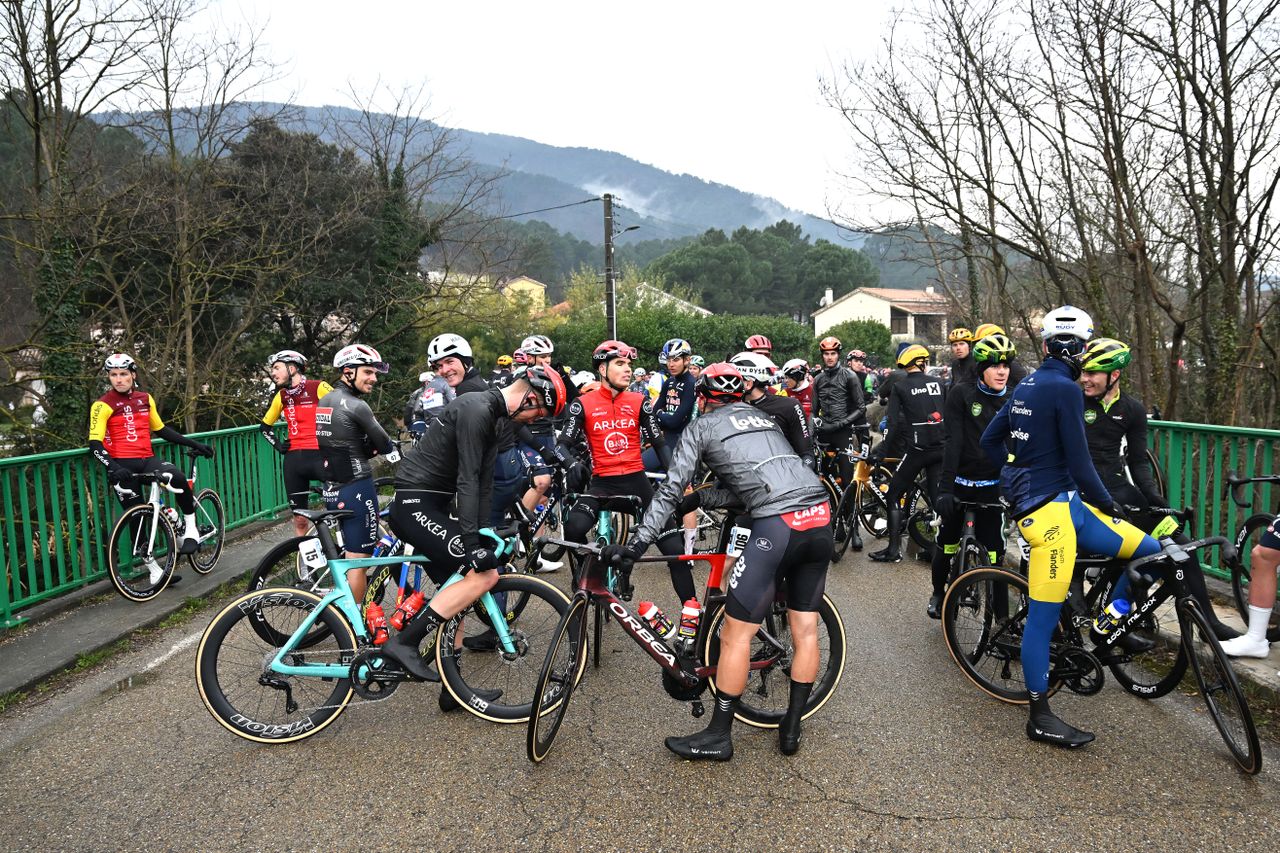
[262,379,333,451]
[88,390,165,459]
[558,386,663,477]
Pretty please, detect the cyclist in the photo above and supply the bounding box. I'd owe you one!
[90,353,215,580]
[973,322,1028,388]
[629,367,649,396]
[731,352,813,468]
[812,335,866,490]
[1221,520,1280,659]
[980,306,1161,749]
[745,334,773,357]
[490,353,514,386]
[688,355,705,381]
[646,338,700,552]
[384,367,568,700]
[317,344,395,604]
[869,344,945,563]
[403,370,454,438]
[428,333,489,395]
[843,349,874,451]
[556,340,689,604]
[781,358,813,417]
[517,334,576,564]
[928,334,1015,617]
[603,363,832,761]
[1079,337,1238,640]
[259,350,332,538]
[947,328,977,388]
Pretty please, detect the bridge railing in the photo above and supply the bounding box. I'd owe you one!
[0,426,286,627]
[1149,420,1279,579]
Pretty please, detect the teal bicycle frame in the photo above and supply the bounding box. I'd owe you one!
[268,529,520,679]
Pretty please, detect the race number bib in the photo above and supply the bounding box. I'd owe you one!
[726,526,751,557]
[298,537,328,570]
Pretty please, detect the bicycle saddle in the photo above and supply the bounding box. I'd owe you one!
[291,507,355,522]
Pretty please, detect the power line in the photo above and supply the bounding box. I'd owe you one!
[492,197,601,221]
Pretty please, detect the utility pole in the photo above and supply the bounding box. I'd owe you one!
[603,193,617,341]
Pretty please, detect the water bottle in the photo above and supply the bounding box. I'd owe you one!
[365,603,389,645]
[1093,598,1130,638]
[638,601,674,637]
[163,507,181,527]
[389,589,425,630]
[373,531,396,557]
[678,598,701,644]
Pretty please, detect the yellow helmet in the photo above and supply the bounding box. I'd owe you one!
[948,328,974,343]
[496,354,513,367]
[973,322,1006,340]
[896,344,931,368]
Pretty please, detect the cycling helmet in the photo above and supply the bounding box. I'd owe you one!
[426,333,472,364]
[846,349,867,361]
[729,351,778,384]
[418,371,433,383]
[696,362,745,400]
[972,333,1017,365]
[690,355,705,368]
[103,353,137,371]
[896,344,931,368]
[268,350,306,369]
[634,367,648,378]
[662,338,693,360]
[571,370,596,389]
[496,354,513,368]
[1040,305,1093,342]
[592,339,637,366]
[512,349,532,366]
[948,328,974,343]
[1080,337,1132,373]
[333,343,389,373]
[781,357,809,382]
[745,334,773,353]
[523,365,567,416]
[520,334,554,356]
[819,336,842,352]
[973,322,1005,339]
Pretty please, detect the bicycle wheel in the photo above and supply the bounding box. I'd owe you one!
[107,504,178,602]
[527,592,590,762]
[1232,513,1277,623]
[702,594,847,728]
[830,483,856,562]
[187,488,226,574]
[246,536,334,646]
[1104,578,1188,699]
[437,574,577,723]
[906,486,936,558]
[941,567,1064,703]
[196,587,356,744]
[858,473,892,539]
[1179,599,1262,774]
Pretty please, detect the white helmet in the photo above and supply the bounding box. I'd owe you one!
[418,371,433,383]
[333,343,389,372]
[268,349,306,369]
[520,334,554,356]
[571,370,595,389]
[426,333,472,364]
[1040,305,1094,341]
[781,357,809,381]
[729,351,778,384]
[103,353,137,371]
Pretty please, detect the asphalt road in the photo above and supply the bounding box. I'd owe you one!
[1,548,1278,852]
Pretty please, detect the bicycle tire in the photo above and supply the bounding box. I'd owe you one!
[905,485,936,557]
[246,536,334,646]
[1179,599,1263,774]
[195,587,356,744]
[527,592,590,762]
[1104,579,1188,700]
[107,504,178,602]
[702,594,847,728]
[437,574,577,724]
[830,483,856,562]
[1231,513,1277,623]
[187,488,226,574]
[858,473,892,539]
[941,567,1064,704]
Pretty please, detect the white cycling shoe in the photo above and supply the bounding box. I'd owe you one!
[146,559,166,585]
[1219,634,1271,659]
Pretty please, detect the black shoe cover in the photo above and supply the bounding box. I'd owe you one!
[1026,709,1094,748]
[926,593,943,620]
[869,548,901,563]
[665,729,733,761]
[1211,620,1241,642]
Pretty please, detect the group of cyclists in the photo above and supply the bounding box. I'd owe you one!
[88,301,1279,760]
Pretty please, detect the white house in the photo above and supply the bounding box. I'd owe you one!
[812,286,951,343]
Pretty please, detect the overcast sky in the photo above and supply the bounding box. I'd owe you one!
[210,1,890,217]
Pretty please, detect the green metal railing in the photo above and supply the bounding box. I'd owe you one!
[1149,420,1279,579]
[0,426,287,627]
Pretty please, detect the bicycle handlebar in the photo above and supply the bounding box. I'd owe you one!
[1224,471,1280,508]
[1126,535,1236,584]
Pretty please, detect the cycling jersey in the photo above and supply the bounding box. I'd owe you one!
[789,381,813,417]
[1083,390,1165,507]
[881,370,946,456]
[747,392,812,461]
[812,365,865,433]
[980,357,1112,517]
[655,371,697,434]
[558,385,665,477]
[261,379,333,451]
[403,377,453,427]
[938,381,1005,491]
[948,355,978,389]
[88,390,164,459]
[316,383,393,485]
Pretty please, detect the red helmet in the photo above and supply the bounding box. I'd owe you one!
[592,339,637,366]
[847,349,867,361]
[695,362,745,400]
[524,365,567,416]
[819,336,842,352]
[512,349,532,366]
[745,334,773,353]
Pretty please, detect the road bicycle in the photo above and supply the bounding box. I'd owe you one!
[1225,471,1279,624]
[940,499,1007,588]
[526,536,847,763]
[941,532,1261,774]
[195,508,576,742]
[820,443,893,562]
[107,451,225,602]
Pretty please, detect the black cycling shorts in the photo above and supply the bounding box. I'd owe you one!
[112,456,195,513]
[388,491,469,586]
[725,502,833,623]
[283,449,327,510]
[322,477,379,554]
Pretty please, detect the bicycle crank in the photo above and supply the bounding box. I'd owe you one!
[1057,646,1105,696]
[349,650,403,700]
